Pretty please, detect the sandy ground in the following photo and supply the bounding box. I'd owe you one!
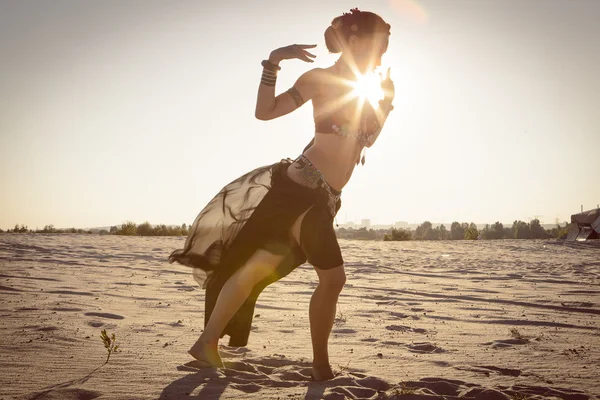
[0,233,599,400]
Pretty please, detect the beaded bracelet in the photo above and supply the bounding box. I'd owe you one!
[260,60,280,87]
[261,69,277,87]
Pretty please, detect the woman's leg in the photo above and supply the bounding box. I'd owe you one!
[290,207,346,381]
[189,248,285,367]
[309,264,346,380]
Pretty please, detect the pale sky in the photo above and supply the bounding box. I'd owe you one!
[1,0,599,230]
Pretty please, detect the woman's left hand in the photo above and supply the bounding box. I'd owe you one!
[269,44,317,64]
[380,68,395,103]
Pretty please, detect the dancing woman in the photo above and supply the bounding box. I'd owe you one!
[169,8,394,381]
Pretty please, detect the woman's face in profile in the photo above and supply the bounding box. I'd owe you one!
[351,33,390,73]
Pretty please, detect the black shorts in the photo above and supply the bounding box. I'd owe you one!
[257,162,343,270]
[298,202,343,270]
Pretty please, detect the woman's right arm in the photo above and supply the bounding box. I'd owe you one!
[255,44,320,121]
[364,68,395,148]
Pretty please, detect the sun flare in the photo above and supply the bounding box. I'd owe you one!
[351,72,384,107]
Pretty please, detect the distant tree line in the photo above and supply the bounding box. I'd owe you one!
[1,224,95,234]
[2,219,571,241]
[110,221,189,236]
[380,219,570,241]
[1,222,190,237]
[333,219,570,242]
[335,227,384,241]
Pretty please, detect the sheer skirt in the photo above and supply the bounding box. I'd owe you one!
[168,156,342,346]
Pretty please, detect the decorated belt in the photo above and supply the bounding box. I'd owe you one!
[288,155,341,217]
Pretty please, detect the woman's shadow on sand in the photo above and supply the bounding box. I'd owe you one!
[158,356,375,400]
[158,355,595,400]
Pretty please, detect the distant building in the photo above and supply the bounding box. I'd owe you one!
[394,221,408,228]
[361,219,371,229]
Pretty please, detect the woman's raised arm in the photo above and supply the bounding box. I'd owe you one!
[364,68,395,148]
[255,44,320,121]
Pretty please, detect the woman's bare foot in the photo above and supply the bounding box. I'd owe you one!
[188,338,223,368]
[312,363,335,381]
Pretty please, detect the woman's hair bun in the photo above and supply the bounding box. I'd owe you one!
[325,9,390,54]
[324,25,342,54]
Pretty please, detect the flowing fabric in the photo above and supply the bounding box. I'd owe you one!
[169,163,273,289]
[168,157,341,346]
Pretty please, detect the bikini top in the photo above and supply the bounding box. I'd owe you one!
[314,99,381,145]
[286,85,380,142]
[304,105,381,165]
[288,86,385,165]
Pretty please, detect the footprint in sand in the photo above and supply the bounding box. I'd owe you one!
[406,342,445,354]
[380,339,403,344]
[385,325,428,334]
[389,311,410,319]
[391,378,465,397]
[431,360,451,367]
[483,338,529,349]
[37,326,59,332]
[376,300,400,305]
[332,328,357,334]
[381,340,444,354]
[52,307,83,312]
[48,290,94,296]
[475,365,521,377]
[361,338,379,343]
[355,376,391,391]
[84,313,123,329]
[170,355,592,400]
[230,382,262,393]
[328,386,377,399]
[561,301,594,308]
[25,388,102,400]
[84,312,124,320]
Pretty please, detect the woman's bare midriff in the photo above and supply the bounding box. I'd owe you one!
[286,66,366,192]
[286,133,362,192]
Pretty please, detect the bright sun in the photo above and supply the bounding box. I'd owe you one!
[351,72,384,107]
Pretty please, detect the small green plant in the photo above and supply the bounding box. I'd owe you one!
[336,360,351,375]
[510,393,530,400]
[100,329,119,363]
